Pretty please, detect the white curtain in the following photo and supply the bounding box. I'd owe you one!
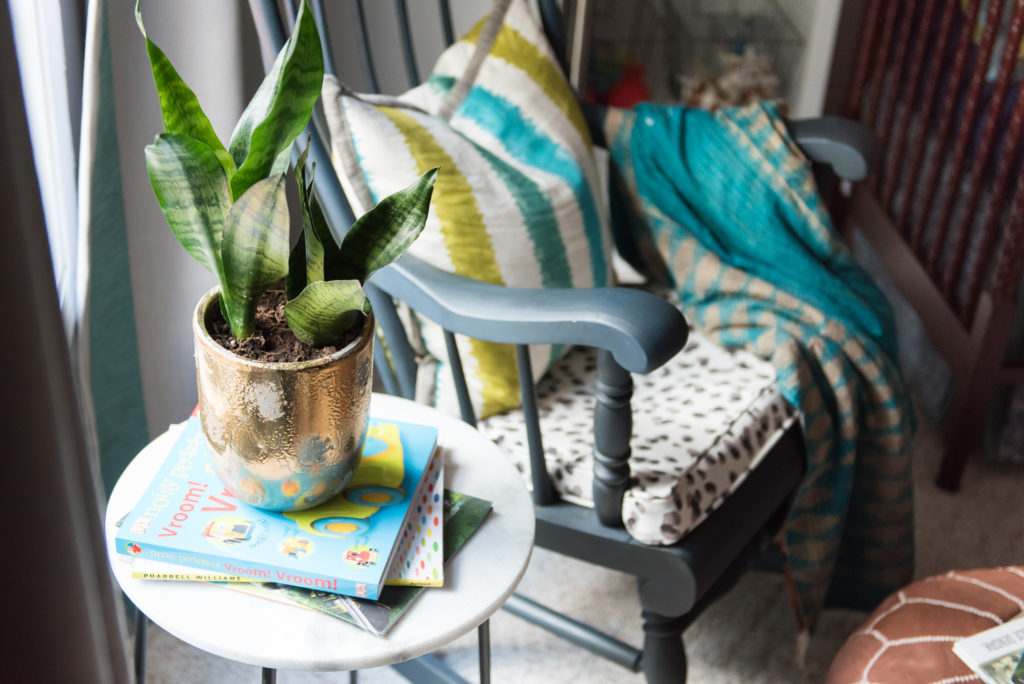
[9,0,252,492]
[9,0,81,339]
[108,0,250,439]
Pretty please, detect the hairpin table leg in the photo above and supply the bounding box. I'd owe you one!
[478,620,491,684]
[261,667,276,683]
[134,612,147,684]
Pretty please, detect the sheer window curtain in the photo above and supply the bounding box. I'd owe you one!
[11,0,253,497]
[11,0,148,496]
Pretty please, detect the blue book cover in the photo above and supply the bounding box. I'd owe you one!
[115,416,438,600]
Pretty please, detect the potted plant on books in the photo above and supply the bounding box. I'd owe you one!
[137,0,436,511]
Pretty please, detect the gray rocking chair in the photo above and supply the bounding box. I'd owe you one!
[247,2,879,682]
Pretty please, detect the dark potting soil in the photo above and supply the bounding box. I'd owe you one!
[208,289,358,363]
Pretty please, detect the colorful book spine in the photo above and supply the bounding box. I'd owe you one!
[128,450,445,586]
[115,415,438,600]
[221,490,493,637]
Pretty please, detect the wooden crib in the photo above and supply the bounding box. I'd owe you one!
[844,0,1024,490]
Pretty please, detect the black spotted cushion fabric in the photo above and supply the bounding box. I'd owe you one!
[479,331,796,545]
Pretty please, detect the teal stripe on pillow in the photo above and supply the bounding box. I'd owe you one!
[455,86,608,287]
[471,143,571,289]
[428,74,456,97]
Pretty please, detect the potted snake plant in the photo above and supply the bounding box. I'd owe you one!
[138,0,436,511]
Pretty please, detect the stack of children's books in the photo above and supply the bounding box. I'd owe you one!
[114,415,492,636]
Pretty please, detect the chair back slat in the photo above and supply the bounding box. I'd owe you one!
[310,0,336,77]
[372,336,400,396]
[516,345,557,505]
[395,0,421,87]
[366,283,418,399]
[439,0,455,47]
[351,0,380,93]
[538,0,568,75]
[443,331,477,427]
[249,0,291,74]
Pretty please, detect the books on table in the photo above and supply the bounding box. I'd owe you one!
[115,415,438,601]
[130,450,447,588]
[224,489,493,637]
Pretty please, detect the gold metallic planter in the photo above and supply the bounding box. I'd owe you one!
[193,288,374,512]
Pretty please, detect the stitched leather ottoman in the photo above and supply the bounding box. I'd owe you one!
[826,567,1024,683]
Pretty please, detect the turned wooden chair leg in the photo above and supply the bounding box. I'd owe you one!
[641,610,687,684]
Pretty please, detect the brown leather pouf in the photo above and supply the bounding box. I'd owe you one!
[826,567,1024,683]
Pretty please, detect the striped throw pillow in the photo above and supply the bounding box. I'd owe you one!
[322,0,611,419]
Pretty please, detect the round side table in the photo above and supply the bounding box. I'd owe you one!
[106,393,535,681]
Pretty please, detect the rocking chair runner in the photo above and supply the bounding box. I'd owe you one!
[247,1,880,682]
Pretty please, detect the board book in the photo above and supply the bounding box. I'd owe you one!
[129,451,446,587]
[223,489,493,636]
[115,415,437,600]
[953,614,1024,684]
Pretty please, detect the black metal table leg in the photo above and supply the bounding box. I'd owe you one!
[478,620,490,684]
[134,612,147,683]
[261,667,276,683]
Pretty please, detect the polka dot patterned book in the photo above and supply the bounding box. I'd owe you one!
[385,450,445,587]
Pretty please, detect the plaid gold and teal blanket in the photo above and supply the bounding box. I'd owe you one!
[605,102,916,634]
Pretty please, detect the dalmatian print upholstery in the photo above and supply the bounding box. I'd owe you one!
[479,331,797,545]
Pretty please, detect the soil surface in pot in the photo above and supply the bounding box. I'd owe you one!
[209,289,359,363]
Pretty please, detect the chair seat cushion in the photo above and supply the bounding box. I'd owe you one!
[479,331,796,545]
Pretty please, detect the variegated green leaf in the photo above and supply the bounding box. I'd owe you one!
[293,142,340,288]
[228,0,323,201]
[144,133,230,279]
[286,231,308,300]
[284,280,367,346]
[135,1,235,179]
[326,168,438,283]
[221,174,290,338]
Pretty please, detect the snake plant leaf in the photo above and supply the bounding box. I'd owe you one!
[286,231,309,300]
[221,174,290,338]
[144,133,230,279]
[134,1,235,180]
[326,167,438,283]
[227,0,323,202]
[293,144,341,289]
[284,280,368,346]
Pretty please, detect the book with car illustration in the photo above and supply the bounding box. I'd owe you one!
[114,415,438,601]
[222,489,492,636]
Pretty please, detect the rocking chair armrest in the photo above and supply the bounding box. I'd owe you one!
[786,116,882,182]
[370,254,689,374]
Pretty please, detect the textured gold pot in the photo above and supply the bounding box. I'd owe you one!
[193,288,374,512]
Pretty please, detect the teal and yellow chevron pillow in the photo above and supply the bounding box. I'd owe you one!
[322,0,611,419]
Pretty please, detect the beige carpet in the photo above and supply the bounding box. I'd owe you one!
[137,406,1024,683]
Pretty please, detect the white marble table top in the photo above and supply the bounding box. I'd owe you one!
[105,394,535,672]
